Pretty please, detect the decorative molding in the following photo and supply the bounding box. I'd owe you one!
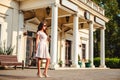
[0,12,8,18]
[94,16,105,26]
[60,0,78,12]
[0,15,5,19]
[80,37,88,41]
[0,12,8,16]
[0,3,13,9]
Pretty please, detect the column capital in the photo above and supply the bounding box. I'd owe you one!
[72,12,79,17]
[19,10,23,14]
[51,2,59,7]
[100,26,106,30]
[87,20,93,24]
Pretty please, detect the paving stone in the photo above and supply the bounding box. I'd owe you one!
[0,68,120,80]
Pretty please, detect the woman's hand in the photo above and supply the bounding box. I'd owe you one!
[47,35,51,42]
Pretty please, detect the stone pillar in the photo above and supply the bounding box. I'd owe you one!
[72,13,79,67]
[50,3,58,69]
[100,28,106,68]
[61,27,65,67]
[17,10,24,62]
[88,21,95,68]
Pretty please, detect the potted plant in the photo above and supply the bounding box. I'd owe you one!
[85,60,91,68]
[58,60,63,67]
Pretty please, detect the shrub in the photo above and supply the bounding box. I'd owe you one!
[0,42,14,55]
[58,59,63,67]
[105,58,120,68]
[94,57,120,68]
[94,57,100,67]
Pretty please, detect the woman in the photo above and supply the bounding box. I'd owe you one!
[35,21,50,78]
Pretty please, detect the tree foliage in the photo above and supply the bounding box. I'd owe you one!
[93,0,120,57]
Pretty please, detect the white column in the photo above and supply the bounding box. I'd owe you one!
[88,21,95,68]
[72,14,79,67]
[61,28,65,67]
[50,3,58,69]
[100,28,106,68]
[17,10,24,62]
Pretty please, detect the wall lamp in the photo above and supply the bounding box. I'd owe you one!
[46,7,50,16]
[66,16,70,23]
[80,23,84,28]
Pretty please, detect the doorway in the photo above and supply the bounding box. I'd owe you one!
[26,31,36,66]
[65,40,72,67]
[82,44,86,60]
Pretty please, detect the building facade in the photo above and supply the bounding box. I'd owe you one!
[0,0,109,69]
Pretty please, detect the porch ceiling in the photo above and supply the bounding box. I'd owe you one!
[24,6,101,31]
[24,7,82,25]
[23,0,103,30]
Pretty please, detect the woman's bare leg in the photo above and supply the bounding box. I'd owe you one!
[43,58,50,77]
[37,58,42,77]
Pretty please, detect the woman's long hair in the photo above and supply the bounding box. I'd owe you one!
[37,21,47,35]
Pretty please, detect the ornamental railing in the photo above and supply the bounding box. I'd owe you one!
[78,0,105,15]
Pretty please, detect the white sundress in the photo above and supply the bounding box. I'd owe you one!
[36,31,50,59]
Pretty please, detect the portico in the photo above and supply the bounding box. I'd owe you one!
[13,0,109,69]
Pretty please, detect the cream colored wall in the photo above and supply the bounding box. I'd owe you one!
[65,33,73,63]
[58,32,61,63]
[0,5,10,47]
[0,0,19,55]
[58,29,89,65]
[57,31,74,66]
[0,21,7,46]
[79,29,89,60]
[23,22,38,61]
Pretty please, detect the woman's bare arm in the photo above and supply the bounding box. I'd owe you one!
[36,34,40,52]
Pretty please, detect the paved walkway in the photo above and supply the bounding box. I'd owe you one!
[0,68,120,80]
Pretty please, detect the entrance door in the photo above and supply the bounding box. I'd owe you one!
[65,40,72,67]
[82,44,86,60]
[26,37,36,66]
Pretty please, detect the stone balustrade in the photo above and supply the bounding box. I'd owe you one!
[78,0,104,15]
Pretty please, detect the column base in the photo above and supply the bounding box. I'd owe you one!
[90,64,95,68]
[49,63,59,70]
[99,65,107,68]
[71,63,80,68]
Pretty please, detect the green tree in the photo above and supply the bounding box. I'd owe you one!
[93,0,120,57]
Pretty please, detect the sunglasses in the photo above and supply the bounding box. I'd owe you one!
[43,24,47,27]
